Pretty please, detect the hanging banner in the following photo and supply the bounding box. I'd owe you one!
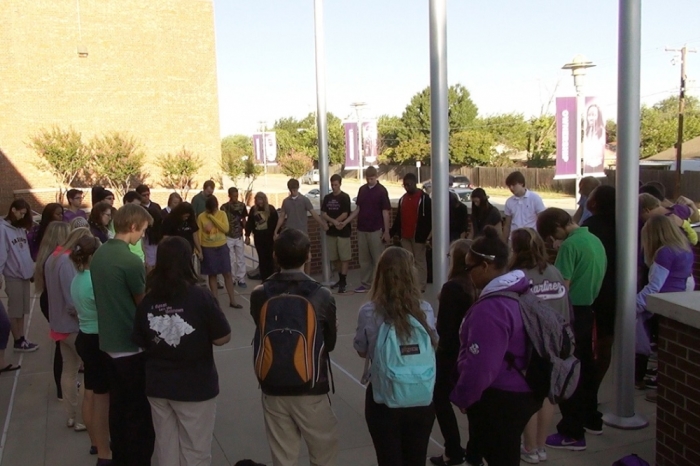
[252,132,277,165]
[361,120,378,166]
[555,97,577,179]
[344,122,360,169]
[582,97,606,177]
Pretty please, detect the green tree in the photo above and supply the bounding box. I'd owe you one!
[221,134,253,182]
[88,131,147,199]
[605,119,617,144]
[156,147,203,199]
[449,130,495,166]
[277,151,313,179]
[393,138,432,164]
[477,113,529,151]
[27,126,90,201]
[526,115,556,167]
[272,113,346,165]
[377,114,402,162]
[640,96,700,158]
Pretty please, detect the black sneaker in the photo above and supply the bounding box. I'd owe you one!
[337,284,346,294]
[330,281,340,289]
[644,376,658,389]
[13,338,39,352]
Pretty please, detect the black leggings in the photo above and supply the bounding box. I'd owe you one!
[254,233,275,281]
[365,384,435,466]
[467,388,539,466]
[40,291,62,399]
[433,358,463,460]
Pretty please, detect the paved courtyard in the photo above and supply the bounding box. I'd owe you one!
[0,268,655,466]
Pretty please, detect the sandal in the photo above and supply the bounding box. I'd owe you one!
[0,364,21,374]
[230,303,243,309]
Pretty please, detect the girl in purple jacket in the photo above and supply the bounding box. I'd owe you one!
[450,226,540,466]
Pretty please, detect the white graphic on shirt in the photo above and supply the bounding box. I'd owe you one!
[469,343,480,355]
[147,313,194,347]
[530,280,566,300]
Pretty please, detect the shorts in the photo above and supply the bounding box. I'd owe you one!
[5,278,30,319]
[201,244,232,276]
[75,331,110,394]
[327,236,352,262]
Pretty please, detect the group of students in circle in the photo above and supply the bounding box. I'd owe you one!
[0,170,696,466]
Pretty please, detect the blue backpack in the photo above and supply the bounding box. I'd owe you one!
[371,315,436,408]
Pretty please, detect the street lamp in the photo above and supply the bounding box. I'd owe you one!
[562,55,596,206]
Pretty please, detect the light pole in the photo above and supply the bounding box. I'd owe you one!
[351,101,367,180]
[259,120,268,175]
[562,55,596,208]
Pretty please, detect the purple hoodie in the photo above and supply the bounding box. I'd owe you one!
[450,270,531,409]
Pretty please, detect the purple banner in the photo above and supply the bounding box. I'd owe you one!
[583,97,606,177]
[344,122,360,169]
[252,132,277,165]
[555,97,577,179]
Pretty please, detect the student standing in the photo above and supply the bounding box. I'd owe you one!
[469,188,502,239]
[430,240,477,466]
[537,208,606,451]
[503,171,546,242]
[221,187,249,288]
[274,179,328,274]
[450,227,539,466]
[321,175,353,293]
[573,177,600,225]
[0,199,39,352]
[162,192,182,218]
[390,173,432,292]
[192,180,216,217]
[90,204,155,466]
[341,166,391,293]
[88,202,112,244]
[28,203,64,261]
[135,184,163,272]
[245,192,279,282]
[354,247,437,466]
[197,196,241,308]
[133,237,231,466]
[250,229,338,465]
[63,189,88,223]
[70,236,112,464]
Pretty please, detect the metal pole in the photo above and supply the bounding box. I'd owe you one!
[429,0,449,294]
[313,0,331,285]
[674,46,688,199]
[602,0,648,430]
[575,90,584,207]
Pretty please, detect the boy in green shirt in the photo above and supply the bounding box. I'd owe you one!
[90,203,154,465]
[537,207,606,452]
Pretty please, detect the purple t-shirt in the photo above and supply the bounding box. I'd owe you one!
[63,209,87,223]
[656,246,694,293]
[355,183,391,232]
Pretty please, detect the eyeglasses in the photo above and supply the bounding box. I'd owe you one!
[469,247,495,261]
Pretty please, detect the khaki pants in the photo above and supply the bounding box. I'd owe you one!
[262,394,338,466]
[226,237,247,283]
[358,230,385,287]
[400,239,427,291]
[149,396,217,466]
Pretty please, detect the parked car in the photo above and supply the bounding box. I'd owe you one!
[452,175,473,189]
[450,187,473,204]
[305,188,321,199]
[422,175,458,195]
[301,169,320,184]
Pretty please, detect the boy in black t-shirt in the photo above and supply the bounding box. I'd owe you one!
[320,175,352,293]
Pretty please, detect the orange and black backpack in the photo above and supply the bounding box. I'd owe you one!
[253,281,326,391]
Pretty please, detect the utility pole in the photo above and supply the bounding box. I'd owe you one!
[666,45,696,199]
[259,120,268,174]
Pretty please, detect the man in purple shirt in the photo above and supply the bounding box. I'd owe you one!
[62,189,88,223]
[341,166,391,292]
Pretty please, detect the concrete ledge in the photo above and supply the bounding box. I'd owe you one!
[647,291,700,330]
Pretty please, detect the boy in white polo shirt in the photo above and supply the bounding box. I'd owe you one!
[502,171,546,242]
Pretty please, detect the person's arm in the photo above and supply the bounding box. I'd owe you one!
[58,259,77,316]
[202,289,232,346]
[125,258,146,306]
[269,207,279,233]
[502,216,512,242]
[274,208,286,237]
[682,220,698,245]
[572,206,584,224]
[343,206,360,227]
[193,233,203,258]
[636,261,669,312]
[207,211,230,233]
[249,285,266,325]
[554,243,574,291]
[353,303,374,358]
[323,292,338,353]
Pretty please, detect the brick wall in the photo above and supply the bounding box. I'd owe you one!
[0,0,220,210]
[656,316,700,466]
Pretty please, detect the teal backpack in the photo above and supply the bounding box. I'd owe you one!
[371,315,436,408]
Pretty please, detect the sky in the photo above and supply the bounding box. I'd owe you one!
[213,0,700,138]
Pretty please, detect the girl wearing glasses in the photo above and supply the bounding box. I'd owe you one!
[450,226,539,466]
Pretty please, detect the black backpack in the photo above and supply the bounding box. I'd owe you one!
[253,281,326,391]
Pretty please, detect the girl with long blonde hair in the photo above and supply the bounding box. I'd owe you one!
[636,215,694,388]
[34,221,71,400]
[244,192,278,281]
[353,246,437,466]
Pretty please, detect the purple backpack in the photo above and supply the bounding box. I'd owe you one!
[612,454,650,466]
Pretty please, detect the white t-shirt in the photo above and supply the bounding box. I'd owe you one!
[504,190,546,232]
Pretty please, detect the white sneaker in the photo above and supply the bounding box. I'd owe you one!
[520,446,540,464]
[537,447,547,461]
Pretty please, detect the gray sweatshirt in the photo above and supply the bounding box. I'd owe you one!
[0,219,34,280]
[45,252,79,334]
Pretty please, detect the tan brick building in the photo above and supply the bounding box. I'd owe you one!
[0,0,221,210]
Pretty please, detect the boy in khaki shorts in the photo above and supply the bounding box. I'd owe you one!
[321,175,352,293]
